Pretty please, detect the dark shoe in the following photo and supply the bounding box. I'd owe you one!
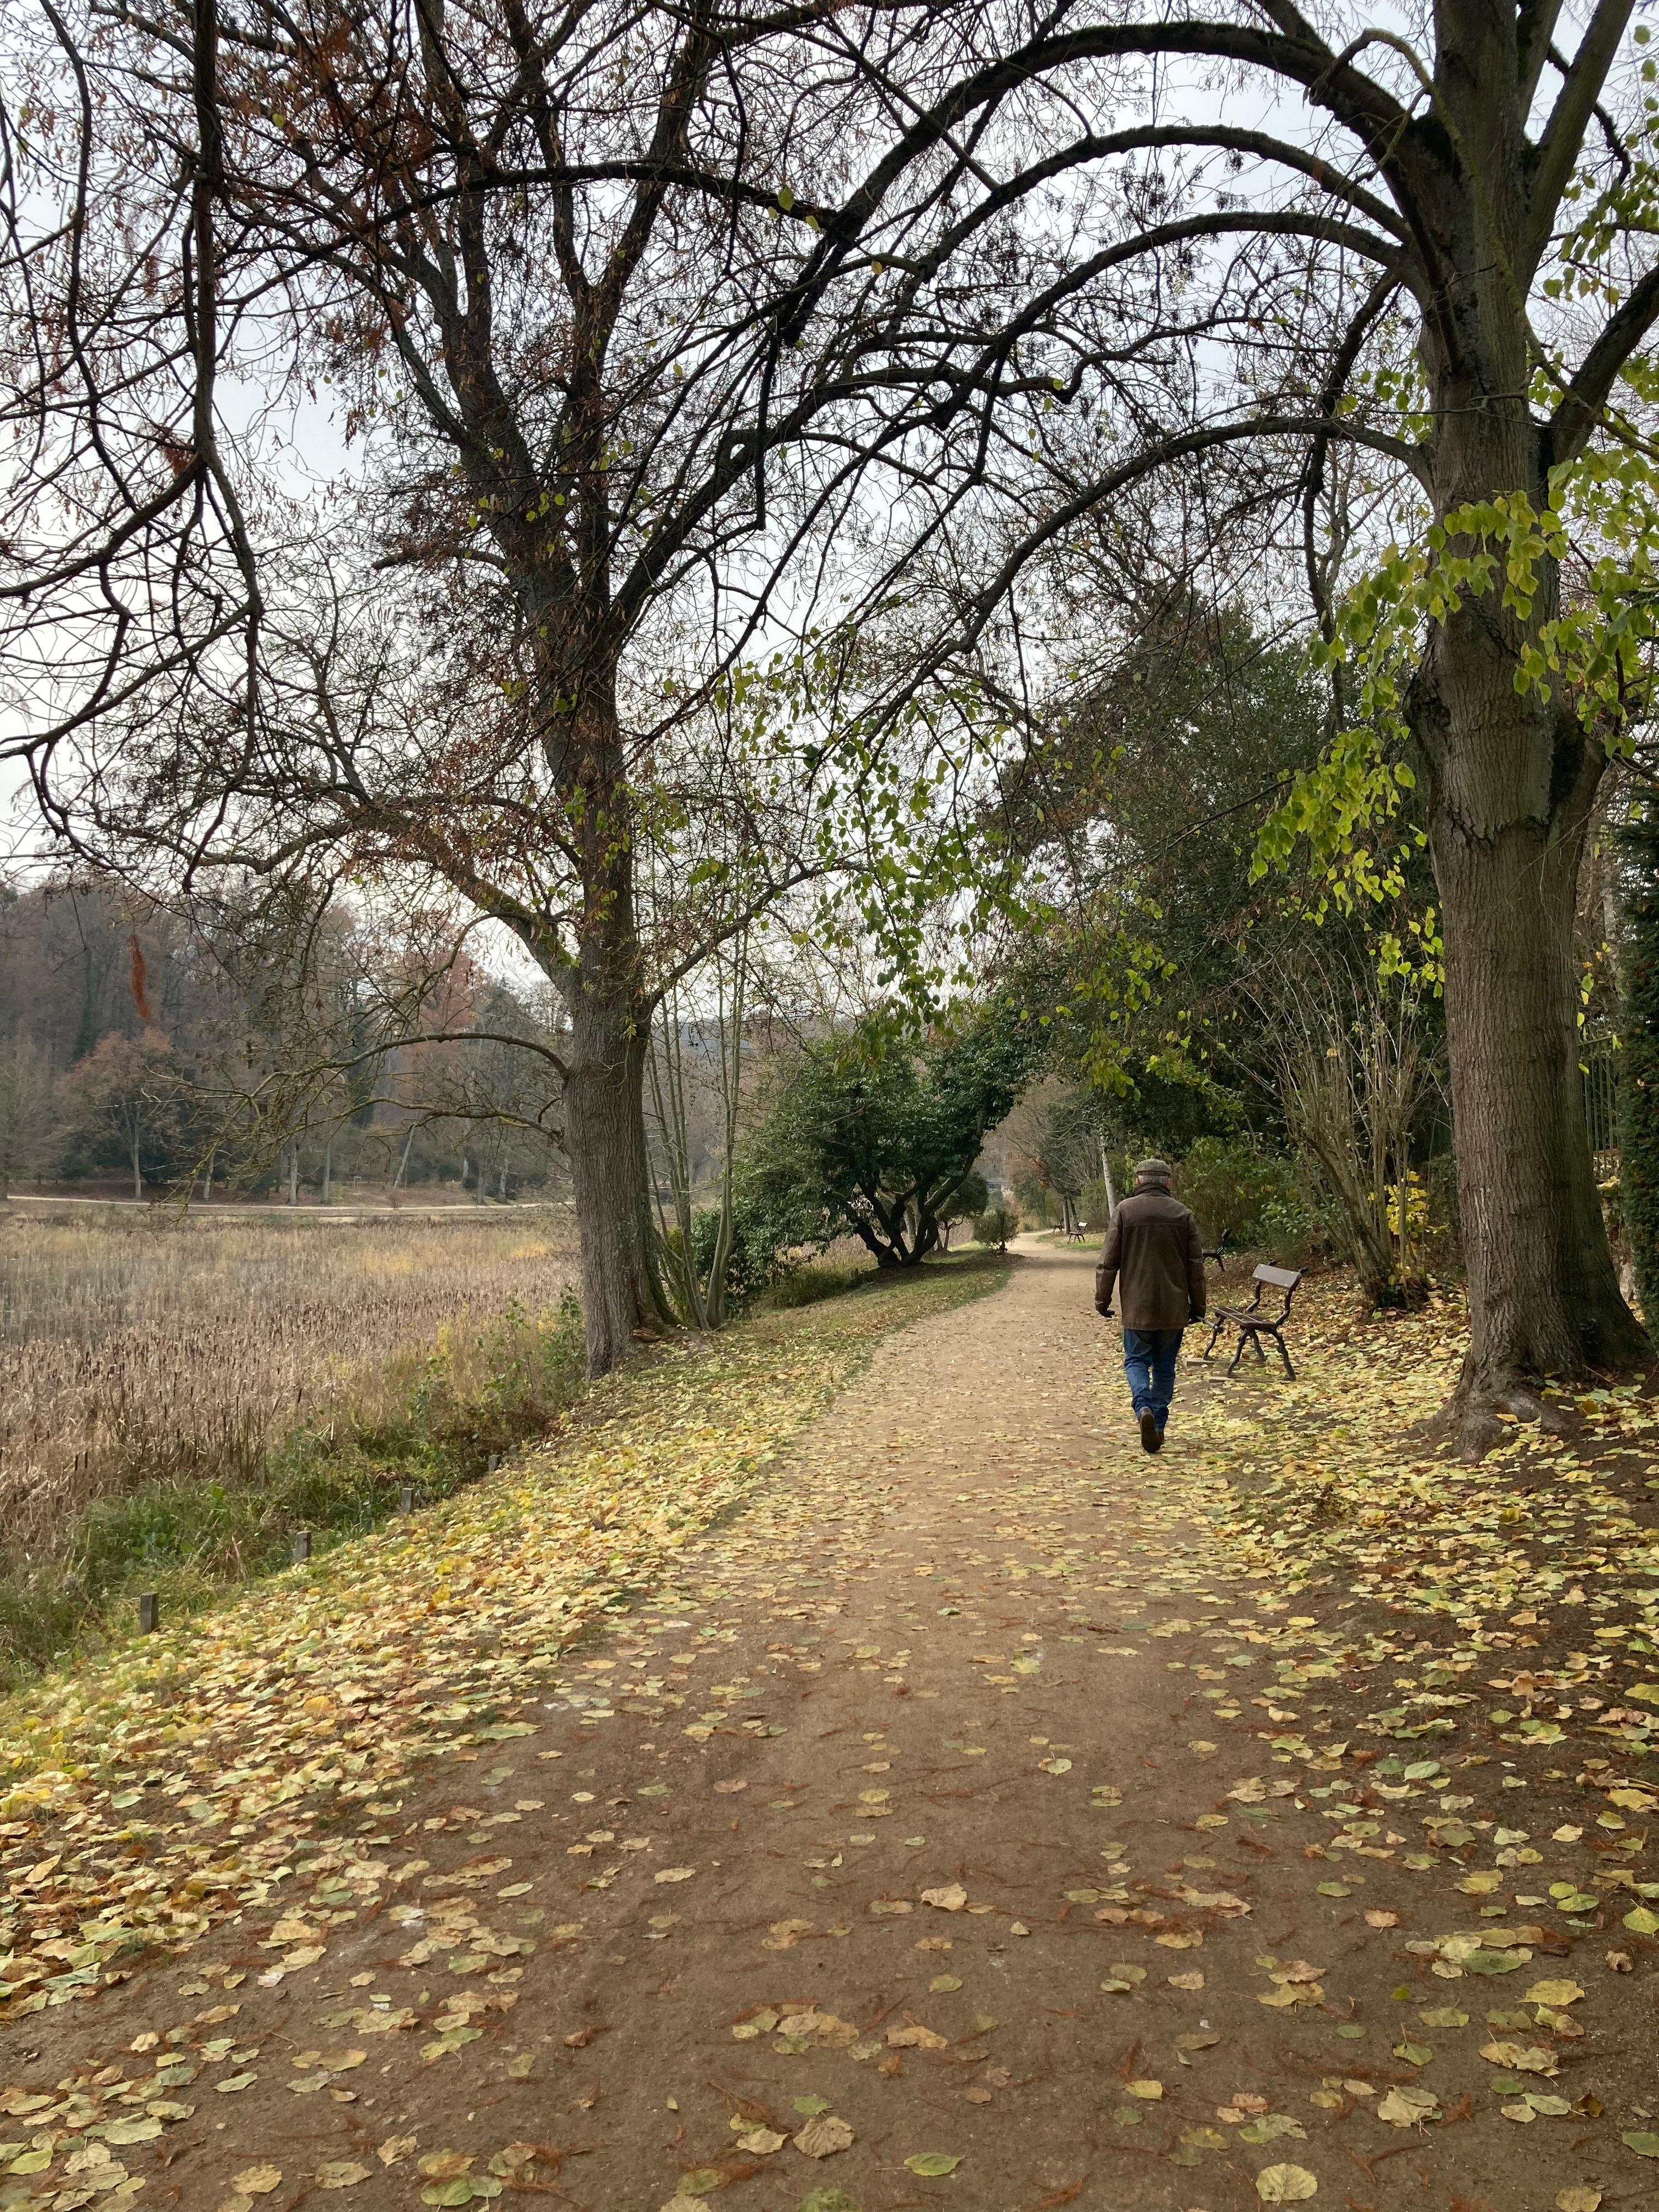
[1140,1409,1160,1453]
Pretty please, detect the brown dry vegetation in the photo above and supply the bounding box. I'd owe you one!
[1,1204,577,1560]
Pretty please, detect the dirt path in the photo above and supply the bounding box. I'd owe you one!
[8,1246,1642,2211]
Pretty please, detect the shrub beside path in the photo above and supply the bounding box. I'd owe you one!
[3,1244,1657,2211]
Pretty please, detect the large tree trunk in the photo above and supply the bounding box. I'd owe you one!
[538,676,671,1378]
[563,987,661,1375]
[1434,803,1644,1437]
[1413,373,1647,1443]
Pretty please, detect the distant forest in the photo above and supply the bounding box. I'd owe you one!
[0,876,565,1200]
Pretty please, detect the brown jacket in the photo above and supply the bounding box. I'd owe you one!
[1094,1186,1207,1330]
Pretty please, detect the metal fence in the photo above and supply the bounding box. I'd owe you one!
[1583,1041,1620,1176]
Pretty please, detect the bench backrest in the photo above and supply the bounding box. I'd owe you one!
[1254,1263,1301,1290]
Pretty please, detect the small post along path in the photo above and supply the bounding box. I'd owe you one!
[3,1243,1651,2211]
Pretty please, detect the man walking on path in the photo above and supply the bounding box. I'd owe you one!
[1094,1156,1206,1452]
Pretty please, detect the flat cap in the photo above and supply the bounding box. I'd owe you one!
[1134,1157,1173,1183]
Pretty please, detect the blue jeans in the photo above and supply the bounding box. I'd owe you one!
[1122,1327,1183,1429]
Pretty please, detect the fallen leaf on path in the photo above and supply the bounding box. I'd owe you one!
[655,1866,697,1883]
[1523,1979,1584,2007]
[736,2128,786,2154]
[103,2117,163,2145]
[316,2163,371,2190]
[1239,2115,1306,2145]
[794,2115,854,2158]
[230,2169,281,2196]
[379,2138,417,2166]
[921,1884,967,1911]
[1555,2191,1602,2211]
[1255,2165,1318,2203]
[904,2154,961,2176]
[1376,2087,1438,2128]
[1479,2042,1556,2075]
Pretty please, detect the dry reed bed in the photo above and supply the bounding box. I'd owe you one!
[1,1208,577,1554]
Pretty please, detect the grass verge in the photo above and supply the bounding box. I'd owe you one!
[0,1250,1007,2022]
[0,1294,588,1688]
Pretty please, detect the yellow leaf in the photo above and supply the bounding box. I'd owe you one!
[734,2128,785,2155]
[1522,1979,1584,2008]
[1256,2165,1319,2203]
[1376,2087,1437,2127]
[418,2152,473,2180]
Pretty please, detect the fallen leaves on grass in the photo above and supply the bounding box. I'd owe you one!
[0,1271,996,2023]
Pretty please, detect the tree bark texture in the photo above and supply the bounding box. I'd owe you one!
[1414,352,1646,1435]
[563,993,658,1375]
[527,679,668,1376]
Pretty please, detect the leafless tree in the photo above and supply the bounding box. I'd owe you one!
[1251,949,1441,1306]
[0,1034,62,1198]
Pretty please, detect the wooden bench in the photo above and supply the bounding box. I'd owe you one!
[1203,1262,1303,1378]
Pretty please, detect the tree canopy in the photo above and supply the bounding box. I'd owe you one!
[7,0,1659,1424]
[739,1007,1042,1269]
